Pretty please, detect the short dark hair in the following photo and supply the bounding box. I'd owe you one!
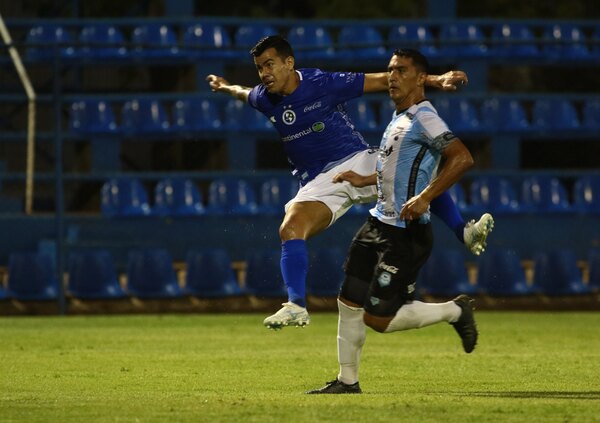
[392,48,429,73]
[250,35,294,60]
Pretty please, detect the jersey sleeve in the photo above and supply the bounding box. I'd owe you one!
[248,85,261,110]
[325,71,366,103]
[416,109,457,152]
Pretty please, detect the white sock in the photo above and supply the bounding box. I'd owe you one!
[384,300,461,333]
[336,299,366,385]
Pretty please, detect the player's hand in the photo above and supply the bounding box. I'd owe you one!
[333,170,368,187]
[436,70,468,91]
[399,195,430,221]
[206,74,229,92]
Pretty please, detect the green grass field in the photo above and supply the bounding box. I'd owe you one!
[1,312,599,422]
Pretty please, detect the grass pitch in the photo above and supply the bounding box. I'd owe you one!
[1,311,599,422]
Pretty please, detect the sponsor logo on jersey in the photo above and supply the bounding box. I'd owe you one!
[282,109,296,125]
[378,262,399,274]
[269,116,276,123]
[303,101,322,113]
[312,122,325,132]
[378,271,392,287]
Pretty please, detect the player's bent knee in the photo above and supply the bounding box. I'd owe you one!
[363,313,392,333]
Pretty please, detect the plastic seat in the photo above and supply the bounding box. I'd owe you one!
[532,249,588,295]
[573,175,600,213]
[480,98,530,132]
[542,24,590,59]
[470,177,520,214]
[122,99,170,134]
[245,250,287,297]
[154,177,204,216]
[345,99,378,131]
[532,99,580,131]
[101,178,152,217]
[207,178,258,215]
[379,99,397,130]
[582,100,600,131]
[446,183,469,212]
[172,98,222,131]
[224,99,273,131]
[67,250,126,299]
[0,284,7,300]
[337,25,387,60]
[185,249,243,297]
[259,177,299,214]
[438,23,488,58]
[132,24,180,58]
[388,23,438,57]
[418,249,475,297]
[433,98,481,133]
[126,249,184,298]
[306,248,345,296]
[476,248,530,295]
[182,23,233,59]
[69,100,119,134]
[26,24,75,60]
[287,25,335,60]
[587,249,600,291]
[7,252,57,300]
[490,23,539,58]
[78,24,127,58]
[520,176,571,213]
[234,24,278,49]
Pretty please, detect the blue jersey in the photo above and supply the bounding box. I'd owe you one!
[248,68,369,185]
[371,100,457,228]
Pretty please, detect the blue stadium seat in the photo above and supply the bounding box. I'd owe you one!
[131,24,180,58]
[582,99,600,131]
[122,99,170,134]
[434,98,481,133]
[418,249,475,297]
[307,248,345,296]
[542,24,590,59]
[489,23,539,58]
[78,24,127,59]
[480,98,530,132]
[224,99,273,131]
[207,178,259,215]
[185,249,244,297]
[573,175,600,213]
[259,177,299,214]
[0,283,7,300]
[287,25,335,60]
[69,100,119,134]
[520,176,571,213]
[154,177,205,217]
[446,183,469,212]
[126,249,185,298]
[587,249,600,291]
[182,23,233,58]
[172,98,222,131]
[337,25,387,60]
[388,23,438,57]
[476,248,531,296]
[379,99,397,129]
[469,177,520,214]
[532,249,588,295]
[26,24,75,60]
[101,178,152,217]
[345,99,378,131]
[7,252,57,300]
[592,26,600,58]
[245,250,287,297]
[532,99,580,131]
[234,24,278,49]
[438,23,488,58]
[67,250,126,299]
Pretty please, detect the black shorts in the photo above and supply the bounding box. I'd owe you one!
[341,217,433,317]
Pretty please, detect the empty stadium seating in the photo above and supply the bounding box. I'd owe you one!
[259,177,299,214]
[520,176,571,213]
[67,250,126,299]
[573,175,600,212]
[7,252,58,300]
[532,99,580,131]
[234,24,278,49]
[26,24,76,60]
[126,248,185,298]
[286,24,335,60]
[182,23,233,58]
[387,23,438,57]
[121,99,170,134]
[185,249,244,297]
[245,250,287,297]
[542,24,590,60]
[587,248,600,291]
[154,178,205,217]
[480,98,530,132]
[418,249,475,297]
[207,178,259,215]
[438,23,488,58]
[469,176,520,214]
[337,25,387,60]
[131,24,180,58]
[345,99,378,131]
[69,100,119,134]
[101,178,152,217]
[306,248,345,296]
[78,24,127,59]
[172,98,223,131]
[490,23,539,58]
[532,249,588,295]
[476,248,531,295]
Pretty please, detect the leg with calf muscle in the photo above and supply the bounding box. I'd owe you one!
[364,300,461,333]
[337,298,366,385]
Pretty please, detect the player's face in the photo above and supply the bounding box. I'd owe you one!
[254,48,295,94]
[387,55,425,107]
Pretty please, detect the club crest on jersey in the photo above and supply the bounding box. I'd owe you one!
[282,109,296,125]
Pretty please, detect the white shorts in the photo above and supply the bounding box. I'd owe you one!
[285,149,378,226]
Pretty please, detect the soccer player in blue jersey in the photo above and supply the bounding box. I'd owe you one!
[307,49,477,394]
[206,35,493,330]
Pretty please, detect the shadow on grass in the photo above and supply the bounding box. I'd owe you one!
[451,391,600,400]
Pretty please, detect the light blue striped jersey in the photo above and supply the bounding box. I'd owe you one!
[370,99,457,228]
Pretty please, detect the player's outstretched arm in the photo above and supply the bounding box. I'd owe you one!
[332,170,377,187]
[363,70,468,93]
[206,74,252,102]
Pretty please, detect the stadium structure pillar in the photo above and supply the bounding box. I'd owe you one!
[491,135,520,169]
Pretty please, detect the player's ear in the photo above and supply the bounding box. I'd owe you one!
[286,56,295,70]
[417,72,427,87]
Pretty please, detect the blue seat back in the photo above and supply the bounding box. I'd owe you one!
[122,99,170,134]
[154,178,204,216]
[533,249,588,295]
[480,98,530,131]
[245,250,287,297]
[588,249,600,290]
[185,249,242,297]
[26,24,75,60]
[434,98,480,132]
[126,249,183,298]
[379,99,397,129]
[234,24,278,48]
[70,100,118,134]
[542,24,590,59]
[470,177,520,214]
[7,252,57,300]
[287,25,334,60]
[388,24,437,57]
[132,24,179,57]
[208,178,258,215]
[182,23,232,58]
[520,176,570,212]
[68,250,125,299]
[446,183,469,212]
[582,100,600,130]
[532,99,580,131]
[345,99,378,131]
[337,25,386,59]
[438,23,487,57]
[476,248,530,295]
[173,99,222,131]
[418,250,474,296]
[79,24,127,58]
[307,248,345,296]
[490,23,539,58]
[224,99,273,131]
[259,177,299,214]
[573,175,600,212]
[101,178,152,217]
